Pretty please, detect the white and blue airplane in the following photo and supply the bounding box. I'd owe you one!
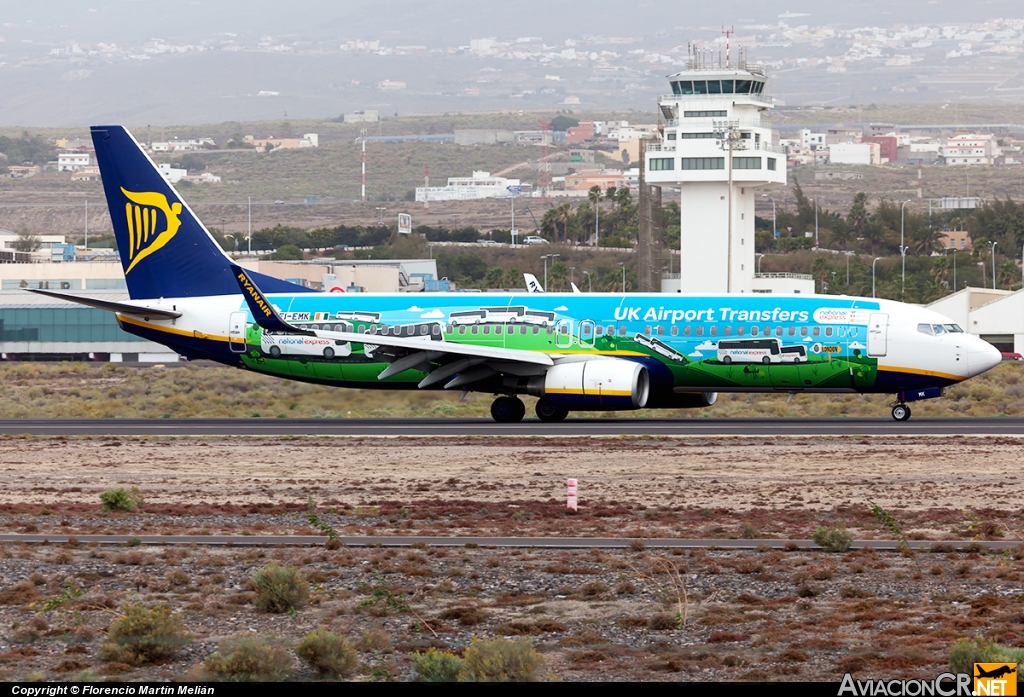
[30,126,1002,423]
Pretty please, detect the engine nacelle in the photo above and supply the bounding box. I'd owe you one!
[528,359,650,411]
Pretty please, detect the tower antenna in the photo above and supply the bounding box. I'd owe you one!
[722,25,734,67]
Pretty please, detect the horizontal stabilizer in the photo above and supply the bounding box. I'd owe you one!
[25,288,182,319]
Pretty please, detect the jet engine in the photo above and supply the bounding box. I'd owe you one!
[528,359,649,411]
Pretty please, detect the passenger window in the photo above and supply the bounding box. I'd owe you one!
[710,325,717,336]
[670,326,679,336]
[764,327,771,337]
[751,326,758,336]
[737,326,745,336]
[520,326,527,335]
[547,327,554,335]
[683,326,692,336]
[723,326,732,336]
[813,327,821,337]
[801,326,808,337]
[619,326,627,336]
[494,325,502,335]
[483,326,491,335]
[825,327,833,337]
[459,326,466,335]
[596,326,604,336]
[788,327,795,336]
[420,325,429,335]
[432,325,440,336]
[656,326,664,336]
[446,324,454,335]
[644,326,652,336]
[918,323,934,336]
[472,326,479,335]
[533,326,539,335]
[607,325,615,335]
[776,327,783,337]
[696,326,704,336]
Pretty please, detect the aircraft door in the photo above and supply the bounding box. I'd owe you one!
[578,320,595,349]
[555,319,574,349]
[868,313,888,357]
[228,311,247,353]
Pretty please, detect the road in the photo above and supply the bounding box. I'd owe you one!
[0,417,1022,437]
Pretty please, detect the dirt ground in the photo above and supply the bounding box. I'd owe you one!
[1,435,1023,683]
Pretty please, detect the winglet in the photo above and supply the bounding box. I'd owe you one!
[524,273,544,293]
[232,264,312,334]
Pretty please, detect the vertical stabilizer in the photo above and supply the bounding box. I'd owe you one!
[91,125,310,299]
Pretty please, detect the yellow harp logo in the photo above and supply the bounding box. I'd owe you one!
[121,187,183,274]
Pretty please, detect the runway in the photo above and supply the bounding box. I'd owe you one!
[0,417,1022,436]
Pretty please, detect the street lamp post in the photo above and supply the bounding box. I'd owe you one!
[901,199,912,299]
[583,270,592,293]
[569,266,575,286]
[541,253,560,289]
[872,257,882,298]
[247,196,252,256]
[991,240,997,290]
[755,253,765,274]
[619,262,626,292]
[948,247,956,294]
[714,119,746,292]
[761,193,777,239]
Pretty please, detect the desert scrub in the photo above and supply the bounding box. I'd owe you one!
[252,563,308,613]
[99,487,143,512]
[200,636,293,682]
[99,603,191,665]
[812,525,853,553]
[410,648,463,682]
[459,638,545,682]
[295,628,358,678]
[949,636,1024,676]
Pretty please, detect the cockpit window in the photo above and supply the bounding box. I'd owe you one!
[917,323,934,336]
[944,324,963,333]
[932,324,946,335]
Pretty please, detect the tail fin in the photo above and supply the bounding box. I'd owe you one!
[523,273,544,293]
[91,125,310,299]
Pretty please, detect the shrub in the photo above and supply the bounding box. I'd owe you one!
[812,526,853,553]
[458,638,544,682]
[100,487,143,512]
[410,648,463,682]
[295,628,357,677]
[99,604,191,665]
[201,636,293,682]
[252,563,308,613]
[949,636,1024,676]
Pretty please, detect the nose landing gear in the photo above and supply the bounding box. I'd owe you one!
[891,403,911,421]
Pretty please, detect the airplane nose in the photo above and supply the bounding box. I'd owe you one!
[968,338,1002,377]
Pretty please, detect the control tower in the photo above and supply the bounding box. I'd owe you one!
[645,55,787,294]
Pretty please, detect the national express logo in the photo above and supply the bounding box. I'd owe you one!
[121,187,183,274]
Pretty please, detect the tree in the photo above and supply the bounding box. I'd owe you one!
[550,115,579,132]
[11,231,40,252]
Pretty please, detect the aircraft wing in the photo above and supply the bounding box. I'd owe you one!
[232,263,552,389]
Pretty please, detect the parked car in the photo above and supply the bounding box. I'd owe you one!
[1000,352,1023,362]
[522,235,548,245]
[477,239,498,245]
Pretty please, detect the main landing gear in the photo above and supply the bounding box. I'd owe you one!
[535,398,569,423]
[490,396,526,423]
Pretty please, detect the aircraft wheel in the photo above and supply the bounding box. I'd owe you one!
[323,347,335,359]
[535,398,569,423]
[269,346,281,358]
[491,396,526,423]
[891,404,911,421]
[722,356,732,365]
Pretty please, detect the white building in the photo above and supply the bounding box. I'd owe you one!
[150,138,215,152]
[942,133,1001,165]
[157,163,187,183]
[829,142,880,165]
[415,171,521,202]
[800,129,827,151]
[57,152,91,172]
[644,58,794,294]
[927,287,1024,353]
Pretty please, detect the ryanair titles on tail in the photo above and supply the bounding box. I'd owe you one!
[236,271,273,318]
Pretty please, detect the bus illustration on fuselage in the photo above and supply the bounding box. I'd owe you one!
[780,344,808,363]
[261,328,352,359]
[717,338,783,364]
[449,306,556,327]
[635,334,689,363]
